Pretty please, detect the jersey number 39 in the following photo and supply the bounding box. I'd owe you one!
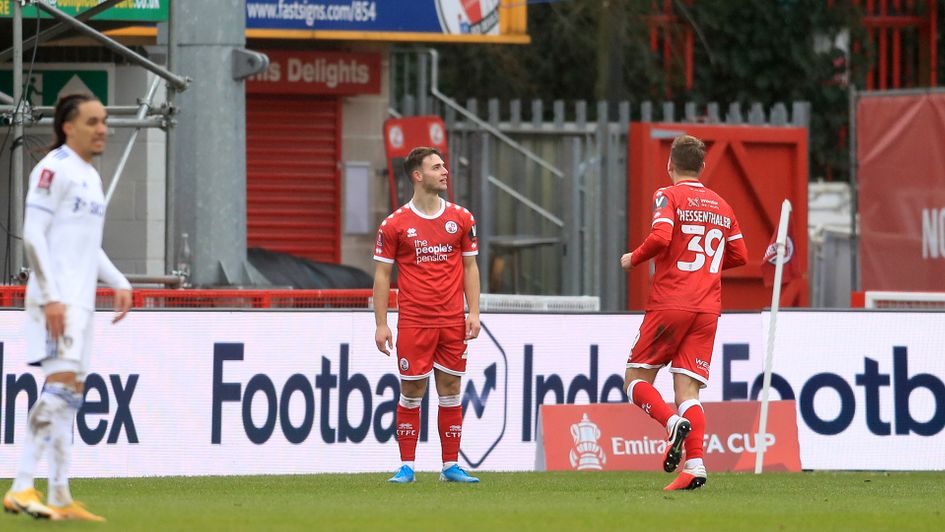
[677,224,725,274]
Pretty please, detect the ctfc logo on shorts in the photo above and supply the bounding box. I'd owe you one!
[399,358,409,371]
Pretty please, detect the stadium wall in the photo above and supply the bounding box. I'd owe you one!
[0,310,942,476]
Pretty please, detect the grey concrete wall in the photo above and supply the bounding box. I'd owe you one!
[103,67,166,275]
[340,43,390,276]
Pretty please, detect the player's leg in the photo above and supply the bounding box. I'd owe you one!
[432,326,478,483]
[5,305,67,519]
[663,313,717,491]
[625,310,692,459]
[45,309,103,521]
[389,327,435,483]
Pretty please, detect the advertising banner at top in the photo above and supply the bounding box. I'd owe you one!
[0,0,167,21]
[244,0,528,43]
[857,92,945,290]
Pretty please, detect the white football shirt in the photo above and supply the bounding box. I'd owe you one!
[23,144,129,311]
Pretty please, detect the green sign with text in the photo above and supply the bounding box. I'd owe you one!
[0,0,167,22]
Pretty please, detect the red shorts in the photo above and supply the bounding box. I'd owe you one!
[396,325,468,380]
[627,309,718,387]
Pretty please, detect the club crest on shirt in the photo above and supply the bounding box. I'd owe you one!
[444,220,458,234]
[407,228,417,238]
[38,168,55,191]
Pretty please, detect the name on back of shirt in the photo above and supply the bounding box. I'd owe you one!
[676,208,732,229]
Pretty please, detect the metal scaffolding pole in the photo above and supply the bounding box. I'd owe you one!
[11,0,25,276]
[105,77,163,205]
[164,0,178,275]
[0,104,165,116]
[32,1,189,91]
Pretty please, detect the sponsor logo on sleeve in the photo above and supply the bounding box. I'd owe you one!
[654,194,668,210]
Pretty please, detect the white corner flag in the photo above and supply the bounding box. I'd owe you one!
[754,199,792,474]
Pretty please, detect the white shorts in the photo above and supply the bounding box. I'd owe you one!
[25,303,94,381]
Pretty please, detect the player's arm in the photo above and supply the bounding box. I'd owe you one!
[463,255,480,340]
[23,166,66,338]
[97,249,132,323]
[722,217,748,270]
[622,190,675,271]
[373,261,394,355]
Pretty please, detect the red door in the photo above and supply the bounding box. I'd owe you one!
[246,94,341,263]
[627,123,808,310]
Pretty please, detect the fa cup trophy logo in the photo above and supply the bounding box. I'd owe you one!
[569,413,606,470]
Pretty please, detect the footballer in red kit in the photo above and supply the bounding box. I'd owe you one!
[620,135,748,491]
[373,147,482,484]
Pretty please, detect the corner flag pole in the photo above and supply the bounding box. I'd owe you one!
[754,199,792,474]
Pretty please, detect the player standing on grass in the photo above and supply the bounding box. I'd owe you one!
[620,135,747,491]
[3,94,131,521]
[373,147,481,484]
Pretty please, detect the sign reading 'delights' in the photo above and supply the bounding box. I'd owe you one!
[247,50,381,95]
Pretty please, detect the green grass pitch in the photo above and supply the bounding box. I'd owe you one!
[3,471,941,530]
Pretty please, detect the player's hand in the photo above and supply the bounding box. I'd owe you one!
[44,301,66,339]
[112,288,132,324]
[620,252,634,271]
[375,324,393,356]
[465,313,480,341]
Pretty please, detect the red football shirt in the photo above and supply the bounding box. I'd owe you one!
[632,180,747,314]
[374,198,478,328]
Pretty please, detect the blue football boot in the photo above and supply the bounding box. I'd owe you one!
[387,465,416,484]
[439,465,480,483]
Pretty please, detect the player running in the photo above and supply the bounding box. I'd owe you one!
[620,134,748,491]
[373,147,481,484]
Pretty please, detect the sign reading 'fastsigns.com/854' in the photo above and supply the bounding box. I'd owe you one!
[245,0,502,35]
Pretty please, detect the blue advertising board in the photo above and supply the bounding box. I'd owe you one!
[244,0,528,42]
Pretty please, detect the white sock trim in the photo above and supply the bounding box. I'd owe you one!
[439,394,461,408]
[399,394,422,409]
[678,399,702,417]
[685,458,704,469]
[443,461,458,470]
[402,461,415,470]
[666,414,681,434]
[625,379,645,403]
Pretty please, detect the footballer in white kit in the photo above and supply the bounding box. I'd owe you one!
[23,143,129,376]
[4,94,131,523]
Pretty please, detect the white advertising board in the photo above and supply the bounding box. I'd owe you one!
[0,310,941,475]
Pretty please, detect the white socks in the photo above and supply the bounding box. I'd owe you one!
[11,382,81,506]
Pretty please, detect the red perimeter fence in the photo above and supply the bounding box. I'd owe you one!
[0,287,396,310]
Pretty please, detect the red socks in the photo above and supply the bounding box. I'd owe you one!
[627,379,674,427]
[679,399,705,460]
[438,405,463,463]
[395,403,420,462]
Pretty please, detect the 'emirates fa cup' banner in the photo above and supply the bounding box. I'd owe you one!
[536,401,801,472]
